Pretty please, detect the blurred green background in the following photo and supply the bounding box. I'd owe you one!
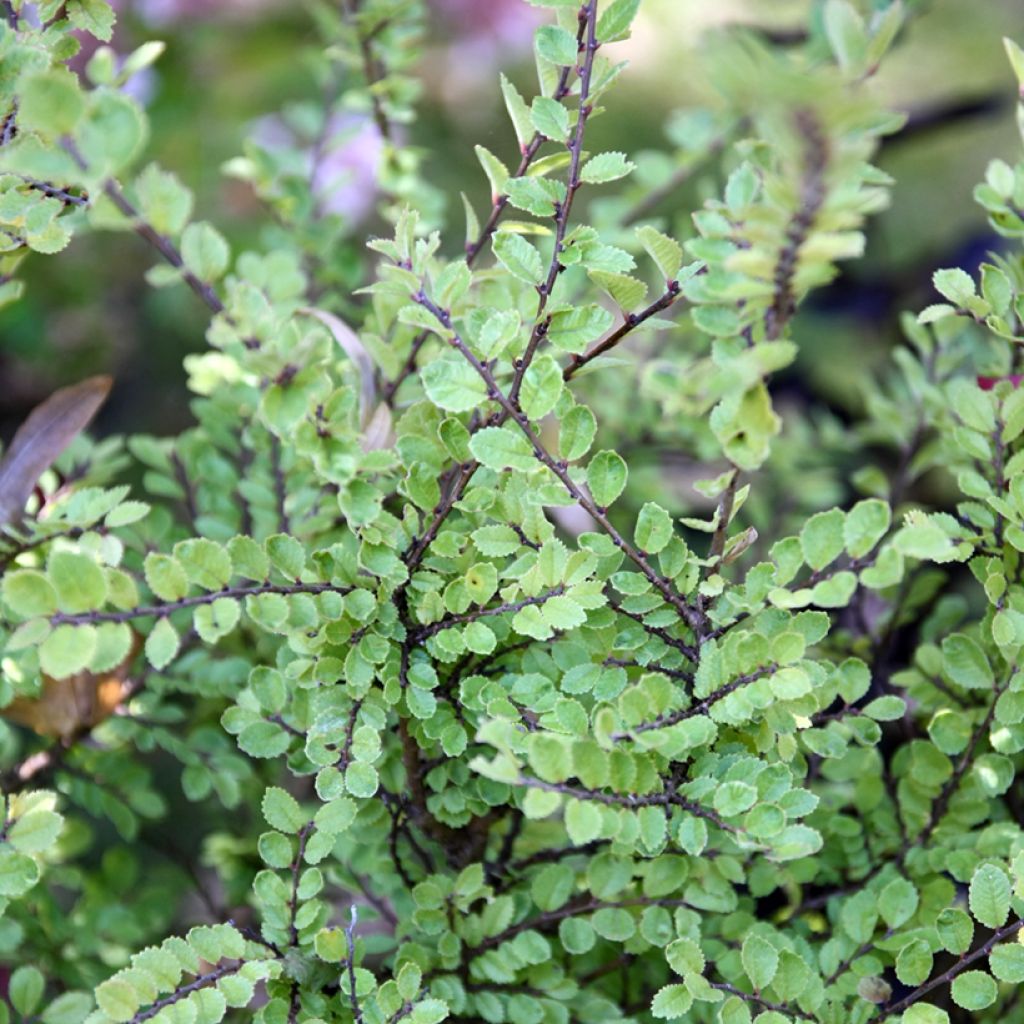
[1,0,1021,442]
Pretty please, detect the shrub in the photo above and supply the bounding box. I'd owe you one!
[2,2,1024,1023]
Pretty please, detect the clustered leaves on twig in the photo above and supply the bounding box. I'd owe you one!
[2,2,1024,1024]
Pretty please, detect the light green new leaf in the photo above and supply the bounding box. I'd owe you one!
[580,152,635,185]
[587,450,628,507]
[422,356,488,413]
[493,232,544,285]
[969,864,1010,929]
[469,426,536,471]
[741,933,778,990]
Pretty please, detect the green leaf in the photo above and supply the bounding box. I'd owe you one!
[950,971,997,1011]
[936,908,973,954]
[541,594,586,630]
[135,164,194,236]
[40,623,98,678]
[535,25,578,66]
[181,222,229,282]
[651,984,692,1019]
[565,798,602,844]
[741,933,778,991]
[560,405,597,461]
[1006,37,1024,89]
[969,864,1010,929]
[475,145,510,199]
[713,781,757,817]
[500,74,533,149]
[8,808,62,854]
[9,965,44,1016]
[903,1007,949,1024]
[895,939,933,986]
[666,937,705,977]
[988,940,1024,984]
[596,0,640,42]
[636,226,683,281]
[68,0,116,41]
[421,355,487,413]
[942,634,993,690]
[505,176,566,217]
[49,551,107,613]
[493,232,544,285]
[933,267,976,306]
[532,863,574,911]
[589,270,647,311]
[823,0,867,72]
[174,539,232,591]
[531,97,571,142]
[95,978,139,1024]
[143,617,178,670]
[800,508,845,570]
[521,355,564,419]
[41,991,94,1024]
[587,450,628,507]
[580,152,635,185]
[3,570,57,618]
[635,503,673,554]
[262,786,306,834]
[469,426,536,471]
[879,877,918,929]
[547,305,614,353]
[0,846,40,897]
[18,69,85,136]
[346,762,379,798]
[844,499,891,558]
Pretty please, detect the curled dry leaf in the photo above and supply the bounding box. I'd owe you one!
[2,630,141,741]
[298,307,395,451]
[0,375,112,527]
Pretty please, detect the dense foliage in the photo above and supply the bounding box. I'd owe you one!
[3,1,1024,1022]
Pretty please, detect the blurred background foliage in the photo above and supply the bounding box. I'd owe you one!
[0,0,1021,449]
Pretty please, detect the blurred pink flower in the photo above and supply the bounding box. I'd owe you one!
[131,0,282,24]
[429,0,542,60]
[430,0,541,48]
[252,111,384,225]
[426,0,542,108]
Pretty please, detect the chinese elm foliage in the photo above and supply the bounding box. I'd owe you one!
[3,2,1024,1023]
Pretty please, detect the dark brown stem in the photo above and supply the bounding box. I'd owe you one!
[763,109,829,340]
[410,586,563,640]
[339,0,393,144]
[516,775,742,835]
[50,580,351,627]
[612,663,778,739]
[508,1,599,407]
[867,918,1024,1023]
[563,282,683,380]
[413,290,706,637]
[463,7,588,266]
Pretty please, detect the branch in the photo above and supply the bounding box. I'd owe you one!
[709,981,817,1022]
[562,281,683,380]
[463,6,589,265]
[343,906,365,1024]
[763,109,829,340]
[412,291,706,637]
[49,580,352,627]
[867,918,1024,1023]
[508,1,599,407]
[612,663,779,740]
[61,139,261,350]
[130,963,245,1024]
[410,586,563,641]
[516,775,742,836]
[339,0,393,144]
